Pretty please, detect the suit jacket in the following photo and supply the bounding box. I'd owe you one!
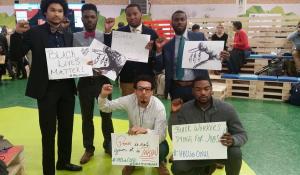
[10,23,76,99]
[105,24,158,83]
[155,31,209,97]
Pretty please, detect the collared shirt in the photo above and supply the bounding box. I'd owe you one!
[73,30,104,47]
[46,23,65,48]
[173,29,195,81]
[98,93,167,143]
[129,23,143,34]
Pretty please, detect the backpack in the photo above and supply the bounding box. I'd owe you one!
[288,83,300,106]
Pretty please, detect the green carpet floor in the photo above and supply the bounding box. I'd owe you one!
[1,78,300,174]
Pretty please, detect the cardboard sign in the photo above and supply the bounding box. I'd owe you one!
[172,122,227,160]
[111,133,159,167]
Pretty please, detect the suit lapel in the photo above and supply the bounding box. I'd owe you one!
[63,32,72,47]
[141,25,146,34]
[40,23,49,48]
[124,25,131,32]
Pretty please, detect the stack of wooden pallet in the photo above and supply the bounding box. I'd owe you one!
[222,74,299,101]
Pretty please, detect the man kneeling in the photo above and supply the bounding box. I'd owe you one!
[98,75,170,175]
[169,75,248,175]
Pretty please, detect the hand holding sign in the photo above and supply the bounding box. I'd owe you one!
[128,126,148,135]
[220,132,234,147]
[155,37,168,54]
[145,40,154,50]
[220,50,230,62]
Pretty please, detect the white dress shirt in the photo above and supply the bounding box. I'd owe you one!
[129,23,143,34]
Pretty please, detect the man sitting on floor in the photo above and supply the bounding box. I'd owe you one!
[169,75,248,175]
[98,75,170,175]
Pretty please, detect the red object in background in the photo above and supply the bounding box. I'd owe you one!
[0,146,23,166]
[143,20,175,40]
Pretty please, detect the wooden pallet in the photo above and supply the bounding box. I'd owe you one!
[256,81,291,101]
[226,79,257,99]
[225,78,291,101]
[212,83,227,100]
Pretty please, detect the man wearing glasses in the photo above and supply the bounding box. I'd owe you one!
[98,75,170,175]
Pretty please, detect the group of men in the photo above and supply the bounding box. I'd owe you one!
[9,0,247,175]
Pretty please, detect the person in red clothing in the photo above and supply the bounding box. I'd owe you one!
[227,21,251,74]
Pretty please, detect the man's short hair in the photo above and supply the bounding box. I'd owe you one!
[125,4,142,13]
[133,75,156,90]
[232,21,242,30]
[171,10,186,20]
[81,3,98,14]
[40,0,68,16]
[192,75,212,87]
[192,24,200,31]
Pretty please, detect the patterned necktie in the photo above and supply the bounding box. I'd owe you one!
[176,36,185,80]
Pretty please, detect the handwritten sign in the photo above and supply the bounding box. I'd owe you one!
[182,41,224,70]
[111,133,159,167]
[45,47,93,80]
[111,31,150,63]
[172,122,227,160]
[89,39,127,80]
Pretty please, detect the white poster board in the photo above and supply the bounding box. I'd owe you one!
[89,39,127,80]
[45,47,93,80]
[111,31,150,63]
[182,41,224,70]
[111,133,159,167]
[172,122,227,160]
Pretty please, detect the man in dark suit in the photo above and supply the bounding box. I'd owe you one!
[9,0,82,174]
[105,3,158,96]
[155,10,229,102]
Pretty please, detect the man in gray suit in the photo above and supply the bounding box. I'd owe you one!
[169,75,248,175]
[73,3,115,164]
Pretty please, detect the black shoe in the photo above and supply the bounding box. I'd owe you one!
[104,141,112,157]
[56,163,82,171]
[105,148,112,157]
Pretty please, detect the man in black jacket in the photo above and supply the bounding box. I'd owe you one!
[9,0,81,174]
[105,3,158,96]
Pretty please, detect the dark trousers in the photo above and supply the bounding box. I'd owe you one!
[171,146,242,175]
[159,140,170,163]
[78,76,114,152]
[227,48,246,74]
[37,80,75,175]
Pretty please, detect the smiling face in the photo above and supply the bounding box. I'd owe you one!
[44,3,64,26]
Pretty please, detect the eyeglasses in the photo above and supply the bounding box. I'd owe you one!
[136,86,152,92]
